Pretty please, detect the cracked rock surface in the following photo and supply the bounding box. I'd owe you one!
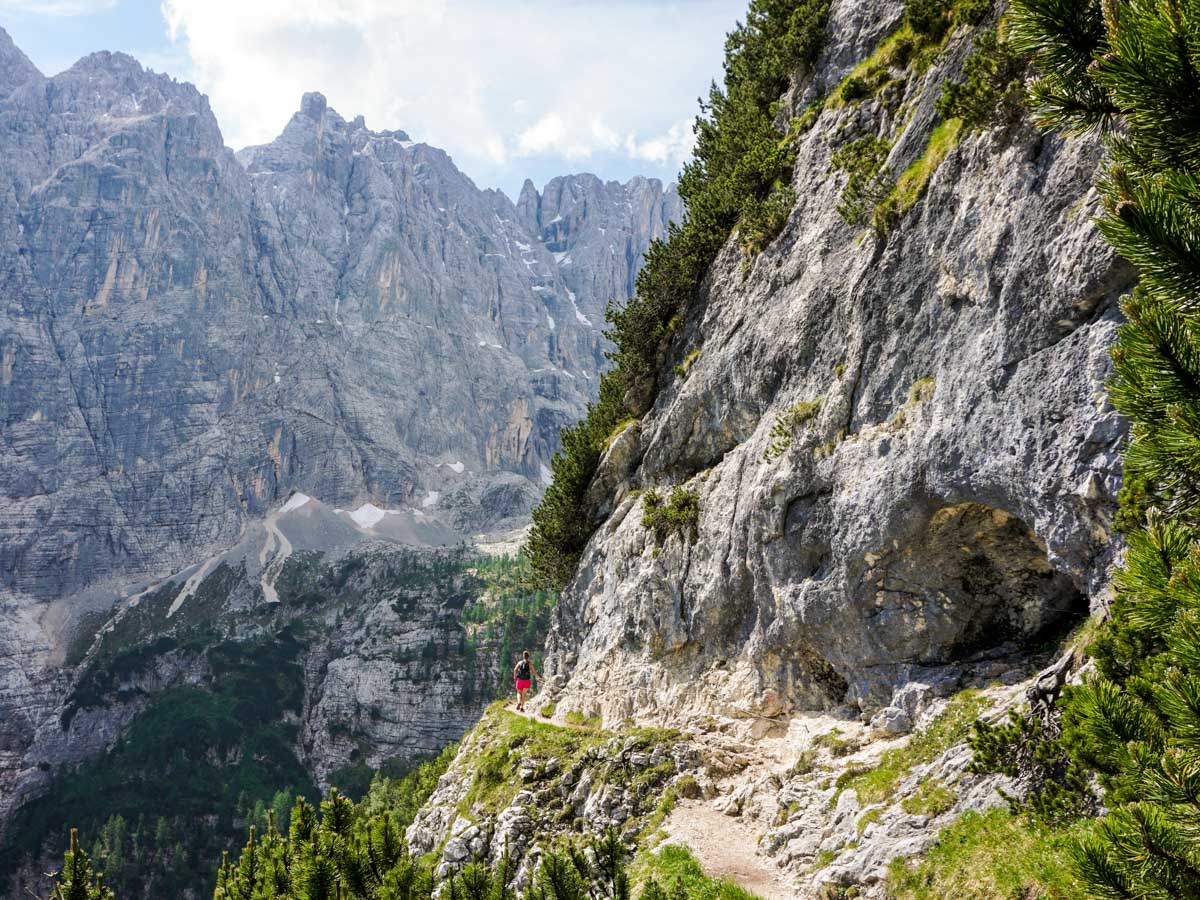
[544,0,1132,726]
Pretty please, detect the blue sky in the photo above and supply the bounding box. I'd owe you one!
[0,0,744,198]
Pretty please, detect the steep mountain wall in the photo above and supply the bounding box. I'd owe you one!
[0,32,676,605]
[0,24,675,874]
[542,0,1130,728]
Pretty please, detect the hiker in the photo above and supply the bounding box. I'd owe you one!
[512,650,538,712]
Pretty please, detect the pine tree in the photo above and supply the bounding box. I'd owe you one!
[52,829,116,900]
[208,790,638,900]
[1007,0,1200,894]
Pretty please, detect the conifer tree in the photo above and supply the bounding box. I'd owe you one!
[207,786,635,900]
[52,829,116,900]
[1005,0,1200,895]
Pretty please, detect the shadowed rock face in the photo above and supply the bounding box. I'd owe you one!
[542,0,1134,725]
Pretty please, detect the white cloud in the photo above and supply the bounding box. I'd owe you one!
[516,110,693,171]
[484,135,507,166]
[517,113,568,156]
[159,0,742,195]
[0,0,115,15]
[625,118,696,166]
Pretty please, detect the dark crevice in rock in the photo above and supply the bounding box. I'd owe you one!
[855,502,1086,670]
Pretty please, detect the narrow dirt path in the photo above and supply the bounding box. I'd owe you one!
[506,698,596,732]
[663,800,795,900]
[511,698,796,898]
[498,689,792,898]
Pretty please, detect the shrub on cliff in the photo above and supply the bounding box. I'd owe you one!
[969,0,1200,895]
[906,0,953,41]
[526,0,832,590]
[832,137,895,228]
[642,487,701,545]
[936,27,1026,130]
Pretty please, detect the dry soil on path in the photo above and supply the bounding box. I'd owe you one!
[662,799,797,900]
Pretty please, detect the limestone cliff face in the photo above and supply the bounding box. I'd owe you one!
[0,25,674,857]
[543,0,1131,727]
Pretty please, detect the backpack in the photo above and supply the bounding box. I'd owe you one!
[516,659,531,680]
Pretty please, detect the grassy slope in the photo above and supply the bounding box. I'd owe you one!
[886,807,1089,899]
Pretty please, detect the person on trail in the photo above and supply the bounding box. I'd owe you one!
[512,650,538,712]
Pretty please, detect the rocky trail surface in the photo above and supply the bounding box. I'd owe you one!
[416,644,1049,899]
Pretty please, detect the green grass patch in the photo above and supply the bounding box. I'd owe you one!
[763,399,823,462]
[885,807,1089,899]
[787,749,817,778]
[459,706,605,821]
[1062,612,1104,659]
[638,785,681,846]
[827,0,994,115]
[839,690,987,805]
[873,119,963,232]
[901,779,956,817]
[810,849,838,871]
[889,377,937,429]
[563,710,603,729]
[636,844,765,900]
[813,727,861,758]
[827,24,916,110]
[675,349,702,380]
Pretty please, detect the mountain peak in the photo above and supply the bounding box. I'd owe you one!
[67,49,145,79]
[300,91,327,119]
[0,25,44,96]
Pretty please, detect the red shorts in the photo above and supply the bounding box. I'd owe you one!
[515,679,532,691]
